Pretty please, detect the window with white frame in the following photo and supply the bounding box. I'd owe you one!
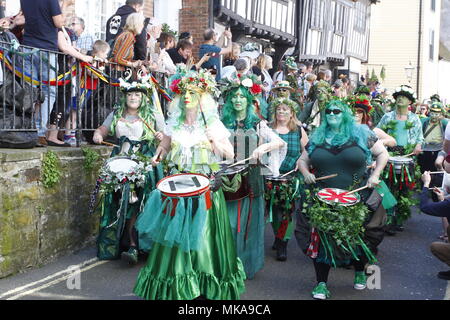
[334,3,346,35]
[75,0,123,40]
[310,0,325,30]
[354,2,367,33]
[431,0,436,12]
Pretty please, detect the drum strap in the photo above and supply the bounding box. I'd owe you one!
[423,122,439,139]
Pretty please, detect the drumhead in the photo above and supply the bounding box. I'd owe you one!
[388,156,413,164]
[157,173,210,195]
[105,156,139,174]
[316,188,360,207]
[220,164,248,175]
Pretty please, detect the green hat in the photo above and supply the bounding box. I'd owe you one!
[430,94,441,102]
[285,56,298,70]
[271,80,294,92]
[430,102,444,113]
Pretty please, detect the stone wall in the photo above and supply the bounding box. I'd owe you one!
[0,146,111,279]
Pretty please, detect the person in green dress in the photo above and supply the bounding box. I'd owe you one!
[265,98,308,261]
[133,67,246,300]
[220,75,287,279]
[92,76,167,264]
[296,99,389,300]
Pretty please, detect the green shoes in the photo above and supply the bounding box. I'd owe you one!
[312,282,330,300]
[121,247,138,265]
[354,271,367,290]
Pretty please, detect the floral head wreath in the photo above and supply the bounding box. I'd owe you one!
[168,66,220,98]
[348,95,373,114]
[219,74,263,100]
[270,98,299,116]
[393,85,417,103]
[119,69,154,95]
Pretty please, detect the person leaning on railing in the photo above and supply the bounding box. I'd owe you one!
[110,12,146,75]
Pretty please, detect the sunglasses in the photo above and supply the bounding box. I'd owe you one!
[325,109,342,115]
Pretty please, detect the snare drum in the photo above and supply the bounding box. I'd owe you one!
[105,156,139,174]
[388,156,415,175]
[316,188,360,207]
[265,174,294,192]
[157,173,212,210]
[220,164,250,201]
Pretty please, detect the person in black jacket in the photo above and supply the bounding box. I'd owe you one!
[421,162,450,281]
[105,0,149,61]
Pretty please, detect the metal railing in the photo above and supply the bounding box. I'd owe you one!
[0,37,169,145]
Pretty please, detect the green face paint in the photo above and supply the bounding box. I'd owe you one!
[231,88,248,112]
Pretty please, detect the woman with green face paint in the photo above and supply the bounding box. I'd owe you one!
[134,68,246,300]
[220,75,287,279]
[296,99,389,300]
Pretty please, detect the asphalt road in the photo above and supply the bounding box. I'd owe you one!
[0,207,449,301]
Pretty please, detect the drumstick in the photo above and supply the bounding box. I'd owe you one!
[429,171,445,174]
[227,157,253,169]
[140,117,157,135]
[280,169,297,178]
[101,141,119,148]
[315,174,338,182]
[403,152,415,157]
[346,185,369,195]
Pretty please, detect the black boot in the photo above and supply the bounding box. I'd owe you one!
[272,238,279,250]
[384,224,396,236]
[276,239,288,261]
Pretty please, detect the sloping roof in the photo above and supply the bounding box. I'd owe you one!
[439,41,450,61]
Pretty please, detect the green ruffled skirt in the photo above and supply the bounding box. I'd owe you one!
[225,195,265,279]
[134,190,246,300]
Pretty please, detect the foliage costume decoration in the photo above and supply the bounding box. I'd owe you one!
[304,80,334,131]
[265,98,304,260]
[220,75,287,279]
[284,56,304,108]
[376,85,424,228]
[96,74,165,261]
[269,81,304,123]
[295,100,388,298]
[133,67,246,300]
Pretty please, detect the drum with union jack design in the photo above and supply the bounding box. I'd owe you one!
[316,188,360,207]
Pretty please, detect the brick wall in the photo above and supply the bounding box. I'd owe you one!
[144,0,154,18]
[179,0,210,56]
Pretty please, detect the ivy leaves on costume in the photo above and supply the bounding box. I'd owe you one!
[264,177,301,223]
[302,188,376,268]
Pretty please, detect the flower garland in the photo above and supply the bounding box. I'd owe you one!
[98,153,153,193]
[219,74,263,98]
[169,67,219,98]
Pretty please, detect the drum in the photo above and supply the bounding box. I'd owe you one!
[388,156,415,175]
[316,188,360,207]
[105,156,139,175]
[220,164,250,201]
[265,174,294,191]
[157,173,212,210]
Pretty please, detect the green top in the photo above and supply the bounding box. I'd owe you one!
[278,129,302,174]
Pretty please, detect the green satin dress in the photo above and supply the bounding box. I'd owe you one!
[134,125,246,300]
